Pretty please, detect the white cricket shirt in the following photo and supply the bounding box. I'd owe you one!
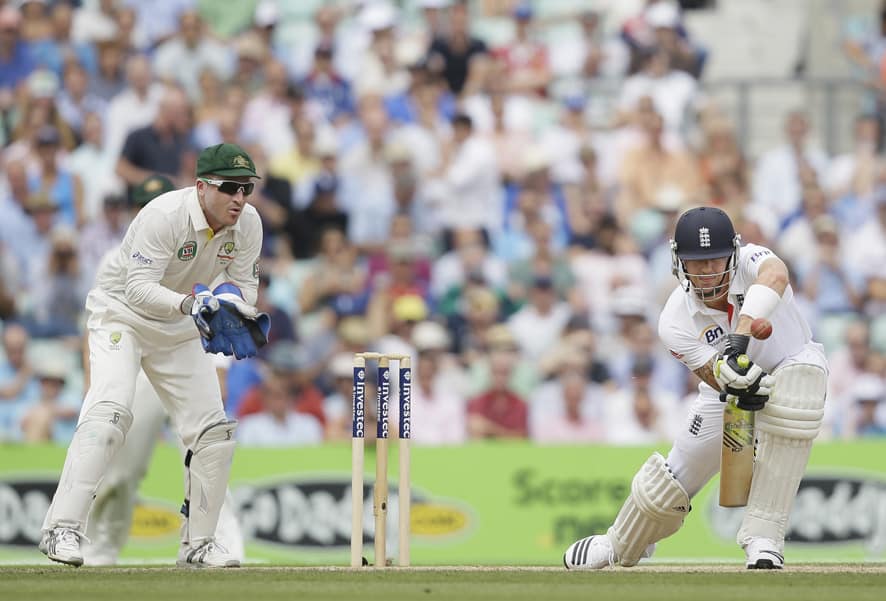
[91,186,262,340]
[658,243,821,375]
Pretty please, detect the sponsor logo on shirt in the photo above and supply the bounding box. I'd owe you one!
[177,241,197,261]
[109,331,122,350]
[701,324,724,345]
[130,250,153,265]
[252,261,260,279]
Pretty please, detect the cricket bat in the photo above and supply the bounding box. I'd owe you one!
[719,395,755,507]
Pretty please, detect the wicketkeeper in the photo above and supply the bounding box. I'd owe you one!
[40,143,269,568]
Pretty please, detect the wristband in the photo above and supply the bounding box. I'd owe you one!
[738,284,781,320]
[180,294,195,315]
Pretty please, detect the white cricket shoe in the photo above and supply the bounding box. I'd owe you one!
[564,535,617,569]
[39,527,84,567]
[563,535,656,569]
[744,537,784,569]
[177,539,240,568]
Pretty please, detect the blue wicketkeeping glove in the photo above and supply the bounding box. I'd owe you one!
[190,283,271,359]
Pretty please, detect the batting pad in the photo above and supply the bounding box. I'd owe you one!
[182,420,237,544]
[45,401,133,533]
[608,452,690,566]
[737,363,827,551]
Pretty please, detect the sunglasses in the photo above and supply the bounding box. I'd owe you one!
[199,178,255,196]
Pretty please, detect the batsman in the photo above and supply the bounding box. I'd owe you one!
[39,143,269,568]
[564,207,827,570]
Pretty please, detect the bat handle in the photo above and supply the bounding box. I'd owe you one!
[719,392,727,403]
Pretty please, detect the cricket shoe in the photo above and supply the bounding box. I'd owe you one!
[177,539,240,568]
[563,535,655,569]
[744,537,784,569]
[39,527,84,567]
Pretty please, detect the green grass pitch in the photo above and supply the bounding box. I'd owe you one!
[1,565,885,601]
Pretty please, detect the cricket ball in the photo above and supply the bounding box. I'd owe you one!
[750,318,772,340]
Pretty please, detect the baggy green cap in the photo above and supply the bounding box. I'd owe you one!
[133,174,176,207]
[195,143,259,178]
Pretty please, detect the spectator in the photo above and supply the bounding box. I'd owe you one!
[752,110,829,228]
[152,10,231,101]
[824,114,881,202]
[824,320,876,437]
[618,47,698,137]
[79,194,129,288]
[237,371,324,446]
[530,354,605,444]
[28,2,97,78]
[492,3,551,97]
[320,352,359,442]
[425,113,500,233]
[71,0,118,46]
[432,227,508,303]
[66,112,122,222]
[90,39,127,102]
[56,62,107,141]
[843,190,886,311]
[507,273,572,362]
[398,320,467,445]
[0,7,35,94]
[300,42,354,124]
[354,2,410,98]
[104,54,165,162]
[19,355,79,443]
[296,227,367,338]
[0,159,43,278]
[237,342,326,425]
[798,215,865,317]
[24,227,85,339]
[604,356,682,445]
[426,0,487,96]
[115,86,193,192]
[615,110,702,228]
[0,324,38,441]
[850,375,886,437]
[29,125,85,228]
[466,348,528,439]
[549,9,629,81]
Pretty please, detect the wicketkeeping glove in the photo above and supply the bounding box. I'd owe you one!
[189,283,271,359]
[715,334,774,411]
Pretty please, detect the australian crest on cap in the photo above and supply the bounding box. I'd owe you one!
[232,155,250,169]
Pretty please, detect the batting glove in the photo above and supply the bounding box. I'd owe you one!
[715,334,774,402]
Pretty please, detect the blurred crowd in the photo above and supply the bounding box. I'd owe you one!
[0,0,884,448]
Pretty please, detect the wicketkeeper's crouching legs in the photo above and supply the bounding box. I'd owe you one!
[738,362,826,567]
[177,420,239,568]
[40,401,134,566]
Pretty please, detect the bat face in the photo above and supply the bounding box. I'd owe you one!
[720,397,756,507]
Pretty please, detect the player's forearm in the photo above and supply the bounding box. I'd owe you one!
[735,257,789,335]
[125,278,190,319]
[692,356,722,390]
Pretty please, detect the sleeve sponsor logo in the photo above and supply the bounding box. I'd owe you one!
[252,261,260,279]
[130,251,153,265]
[749,249,772,263]
[177,241,197,261]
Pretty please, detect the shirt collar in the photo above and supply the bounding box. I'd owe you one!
[684,284,736,317]
[186,187,241,240]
